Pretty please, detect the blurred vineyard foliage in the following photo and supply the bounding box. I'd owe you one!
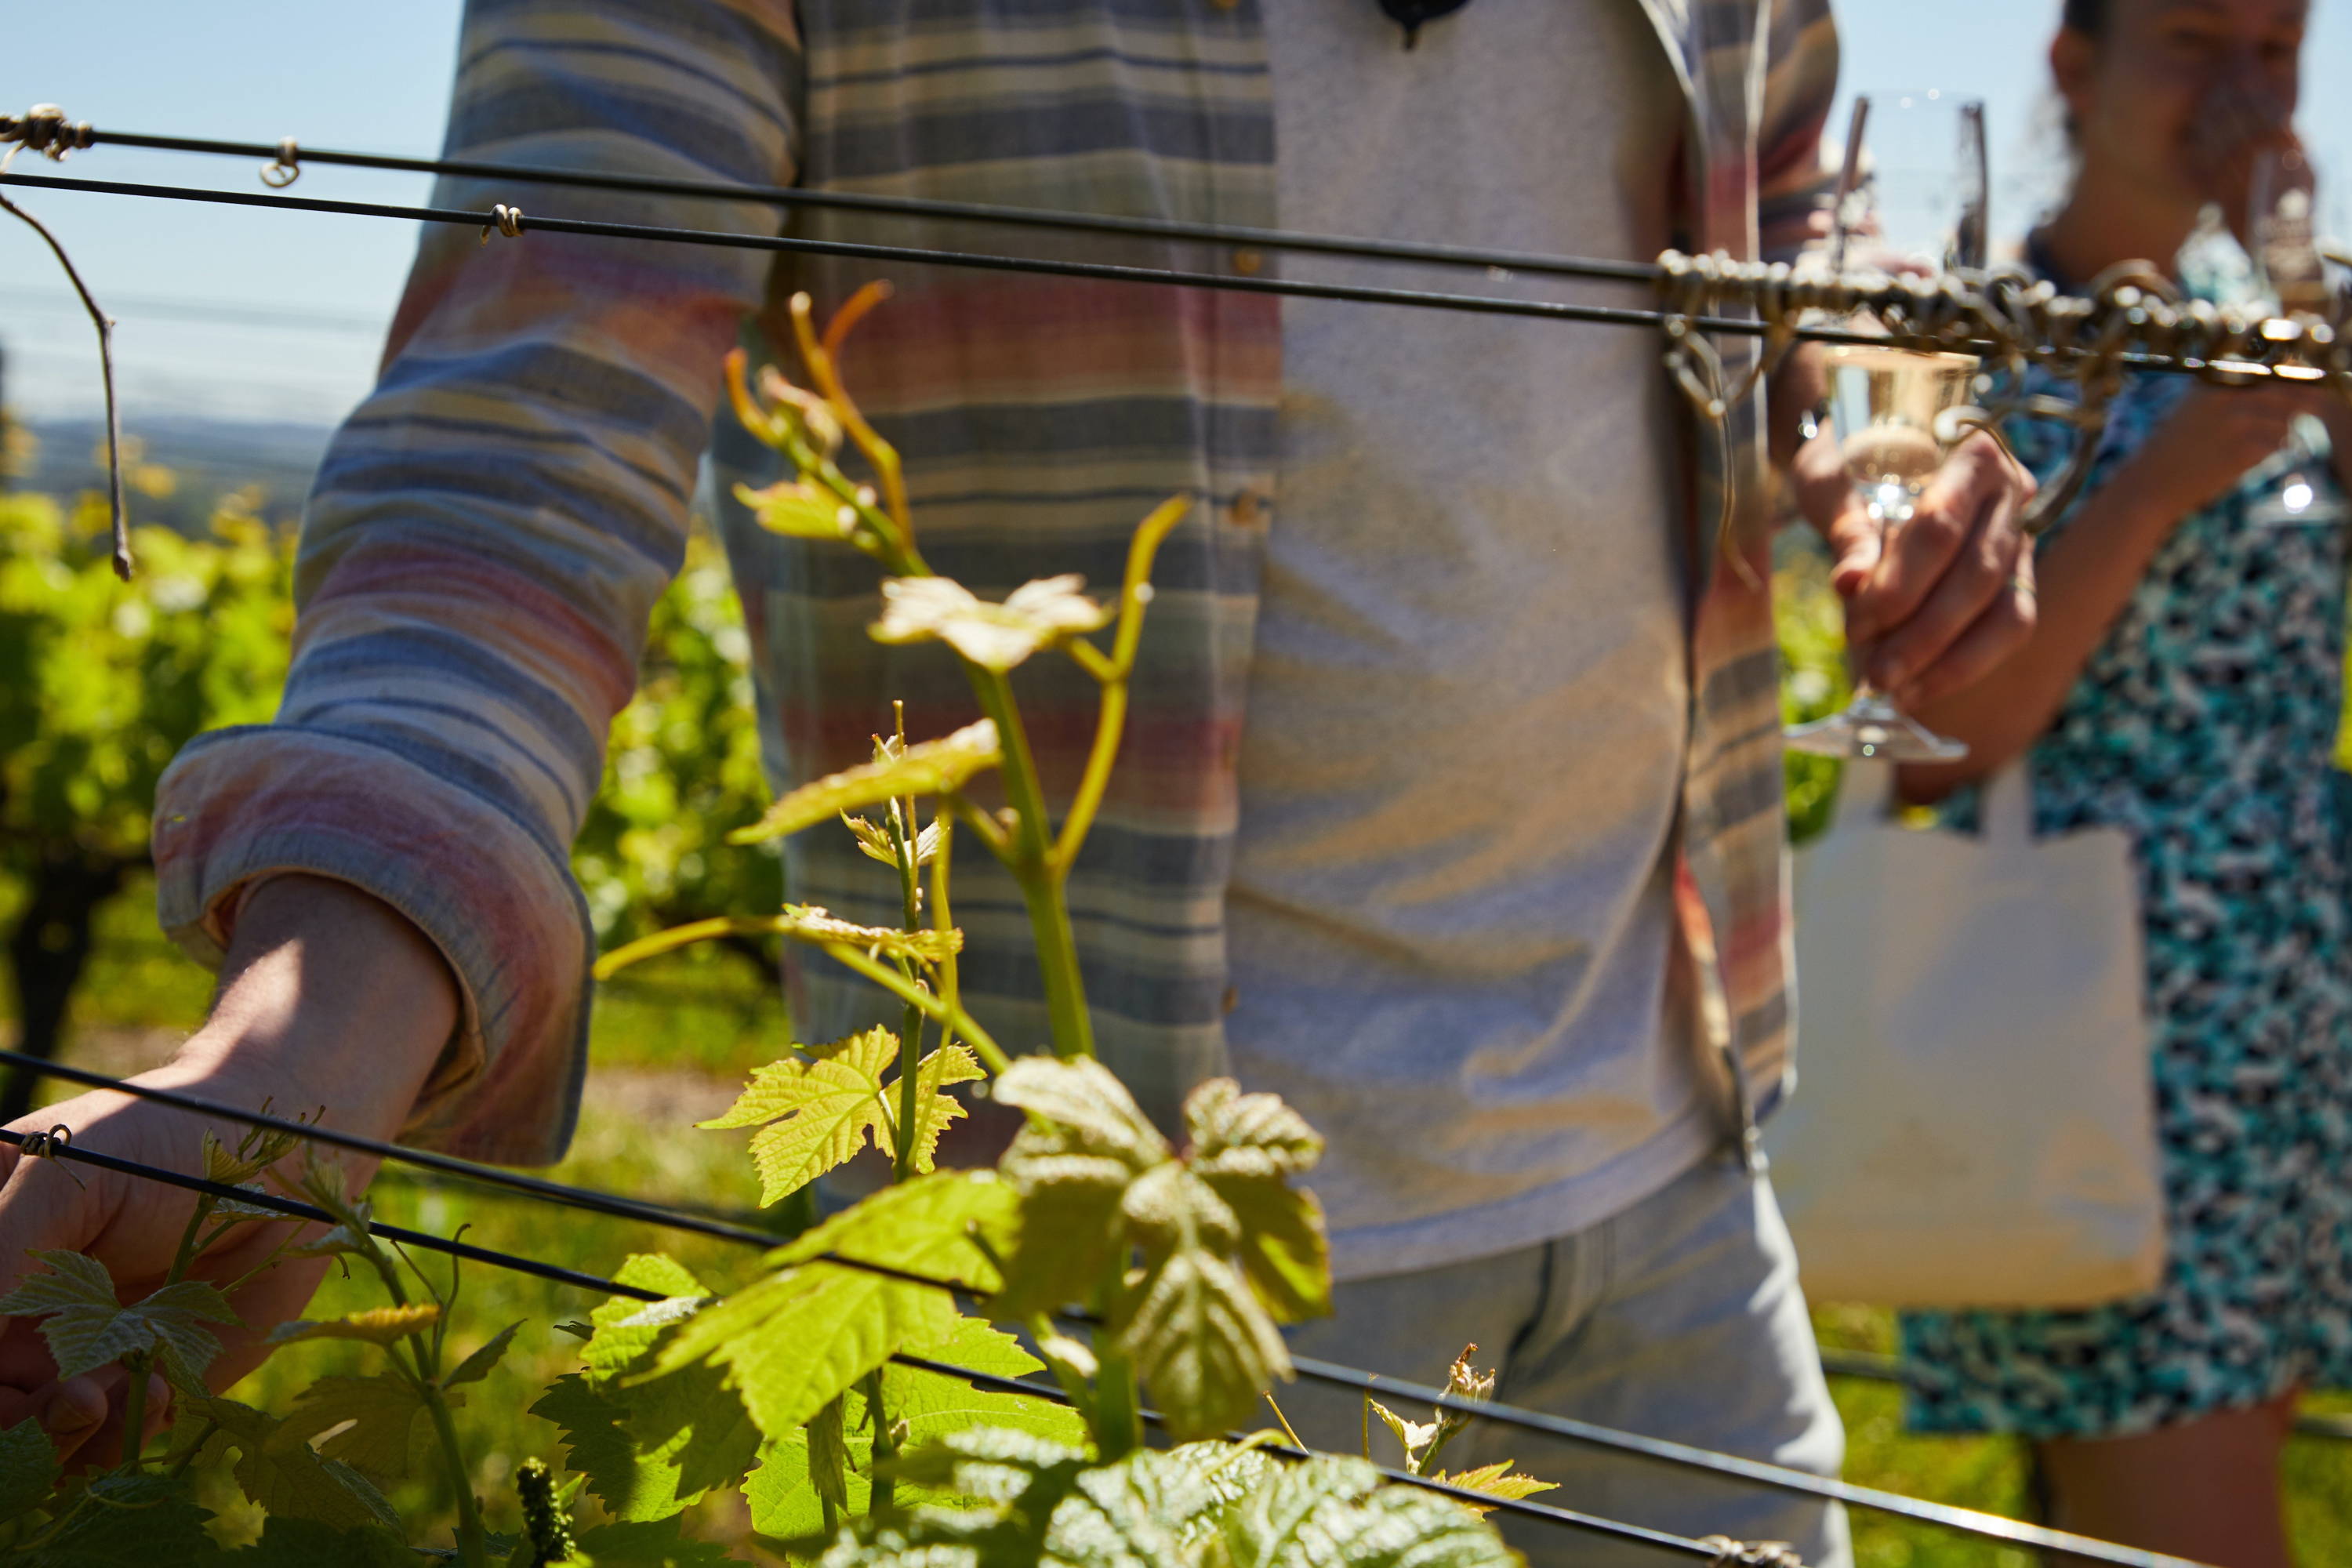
[0,485,292,1116]
[0,456,779,1102]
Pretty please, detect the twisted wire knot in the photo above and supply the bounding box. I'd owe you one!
[16,1125,72,1160]
[479,202,525,243]
[1,105,94,161]
[1700,1538,1805,1568]
[260,137,300,188]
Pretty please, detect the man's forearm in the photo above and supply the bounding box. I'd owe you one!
[174,876,459,1149]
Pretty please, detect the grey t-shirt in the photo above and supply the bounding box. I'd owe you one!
[1229,0,1713,1282]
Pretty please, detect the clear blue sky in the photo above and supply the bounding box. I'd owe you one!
[5,2,2350,423]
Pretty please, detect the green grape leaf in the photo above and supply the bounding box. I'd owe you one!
[0,1417,58,1523]
[699,1028,900,1204]
[764,1169,1016,1287]
[728,720,1000,844]
[869,574,1112,673]
[1038,1444,1231,1564]
[580,1255,711,1385]
[740,1432,837,1545]
[1367,1399,1439,1471]
[735,477,855,541]
[0,1252,240,1385]
[274,1374,441,1484]
[529,1367,756,1526]
[1120,1241,1288,1444]
[1207,1180,1329,1327]
[844,813,943,869]
[992,1058,1169,1171]
[25,1471,214,1564]
[878,1425,1089,1510]
[895,1044,985,1176]
[806,1396,851,1515]
[570,1516,740,1566]
[645,1174,1014,1443]
[887,1316,1087,1451]
[1183,1079,1323,1181]
[1215,1455,1519,1568]
[989,1058,1173,1320]
[266,1304,440,1348]
[1425,1460,1558,1516]
[195,1515,415,1567]
[1186,1079,1330,1322]
[445,1320,525,1388]
[180,1394,400,1532]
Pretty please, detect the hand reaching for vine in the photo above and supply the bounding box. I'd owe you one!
[0,877,456,1465]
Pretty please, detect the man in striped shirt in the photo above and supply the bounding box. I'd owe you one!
[0,4,2032,1560]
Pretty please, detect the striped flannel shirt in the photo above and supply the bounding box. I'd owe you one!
[152,0,1839,1164]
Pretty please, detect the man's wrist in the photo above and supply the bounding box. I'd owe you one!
[178,875,460,1141]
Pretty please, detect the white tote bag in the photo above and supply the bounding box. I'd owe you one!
[1765,762,2165,1308]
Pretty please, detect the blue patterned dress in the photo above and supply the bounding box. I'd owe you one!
[1896,344,2352,1438]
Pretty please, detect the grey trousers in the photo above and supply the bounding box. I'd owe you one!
[1280,1155,1853,1567]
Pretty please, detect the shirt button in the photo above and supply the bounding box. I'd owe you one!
[1227,490,1263,527]
[1231,248,1263,275]
[1222,985,1240,1015]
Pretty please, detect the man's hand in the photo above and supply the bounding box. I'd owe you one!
[1794,423,2040,708]
[0,877,457,1465]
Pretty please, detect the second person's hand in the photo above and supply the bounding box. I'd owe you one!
[1798,424,2041,707]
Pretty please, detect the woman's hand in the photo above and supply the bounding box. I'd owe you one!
[1796,424,2041,708]
[0,877,457,1465]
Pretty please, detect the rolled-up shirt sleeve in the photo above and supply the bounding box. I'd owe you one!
[151,0,803,1163]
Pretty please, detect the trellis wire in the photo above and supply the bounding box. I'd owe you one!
[0,1053,2206,1568]
[2,169,2342,390]
[1816,1346,2352,1444]
[38,122,1662,288]
[0,170,1776,340]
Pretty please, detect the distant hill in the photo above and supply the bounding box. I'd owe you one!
[10,413,336,533]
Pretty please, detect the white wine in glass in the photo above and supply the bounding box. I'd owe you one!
[1785,346,1980,762]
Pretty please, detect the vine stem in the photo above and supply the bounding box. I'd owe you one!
[890,709,926,1185]
[413,1340,488,1568]
[820,945,1008,1075]
[1051,494,1189,877]
[967,668,1094,1060]
[0,186,131,579]
[118,1355,150,1469]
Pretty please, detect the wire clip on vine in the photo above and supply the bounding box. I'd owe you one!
[0,105,93,161]
[259,136,299,187]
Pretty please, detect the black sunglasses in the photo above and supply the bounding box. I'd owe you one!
[1379,0,1474,48]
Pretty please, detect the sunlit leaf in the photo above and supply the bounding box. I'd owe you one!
[727,720,1000,845]
[445,1320,524,1388]
[1216,1454,1519,1566]
[275,1374,441,1485]
[644,1174,1014,1443]
[896,1044,985,1176]
[699,1027,896,1204]
[869,573,1112,672]
[1426,1460,1558,1517]
[267,1304,440,1348]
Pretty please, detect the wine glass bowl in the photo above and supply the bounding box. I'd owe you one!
[1785,346,1981,763]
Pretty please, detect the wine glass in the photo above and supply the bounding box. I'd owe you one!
[2249,144,2332,521]
[1828,91,1990,278]
[1784,347,1981,762]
